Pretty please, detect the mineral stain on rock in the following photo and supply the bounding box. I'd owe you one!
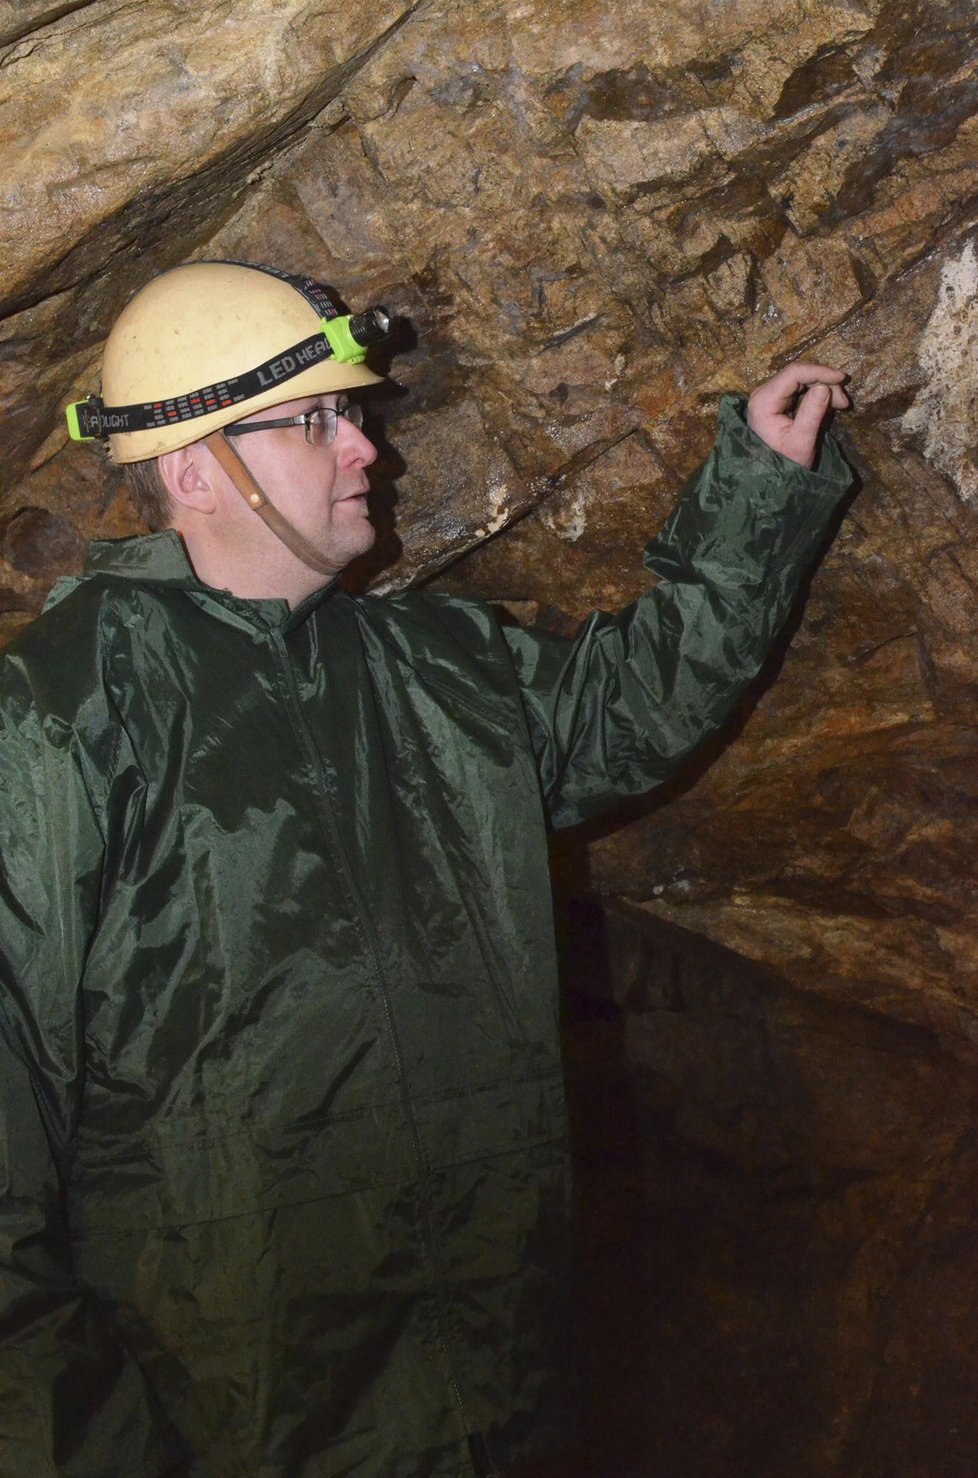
[901,237,978,503]
[546,61,705,130]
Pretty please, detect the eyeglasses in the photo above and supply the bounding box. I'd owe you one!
[223,399,364,448]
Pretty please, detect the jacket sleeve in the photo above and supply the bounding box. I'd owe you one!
[0,671,186,1477]
[502,394,854,829]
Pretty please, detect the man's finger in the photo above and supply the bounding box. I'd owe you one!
[751,362,847,417]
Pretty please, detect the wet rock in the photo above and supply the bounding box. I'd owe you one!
[1,505,86,576]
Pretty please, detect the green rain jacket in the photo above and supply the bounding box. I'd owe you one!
[0,398,851,1477]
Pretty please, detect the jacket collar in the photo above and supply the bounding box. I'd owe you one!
[84,529,202,586]
[61,530,342,631]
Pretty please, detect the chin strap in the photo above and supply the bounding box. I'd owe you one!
[203,431,340,578]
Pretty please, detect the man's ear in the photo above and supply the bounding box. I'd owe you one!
[158,443,218,514]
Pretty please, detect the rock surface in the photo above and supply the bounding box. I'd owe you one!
[4,0,978,1471]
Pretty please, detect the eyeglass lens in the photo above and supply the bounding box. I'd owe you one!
[305,402,365,445]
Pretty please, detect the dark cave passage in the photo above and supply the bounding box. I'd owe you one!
[522,897,978,1478]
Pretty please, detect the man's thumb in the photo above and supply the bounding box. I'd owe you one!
[794,381,831,433]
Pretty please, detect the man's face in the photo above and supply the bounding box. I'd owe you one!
[218,389,379,579]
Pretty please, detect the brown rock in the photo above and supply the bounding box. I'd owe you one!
[2,505,86,576]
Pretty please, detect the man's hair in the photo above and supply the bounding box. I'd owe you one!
[123,457,172,532]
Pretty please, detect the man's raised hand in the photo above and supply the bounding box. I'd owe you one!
[747,362,849,469]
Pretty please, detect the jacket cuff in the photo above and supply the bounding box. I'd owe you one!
[718,392,852,500]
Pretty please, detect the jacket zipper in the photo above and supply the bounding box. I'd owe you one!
[269,629,493,1468]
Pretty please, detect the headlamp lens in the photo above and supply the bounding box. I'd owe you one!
[348,308,392,348]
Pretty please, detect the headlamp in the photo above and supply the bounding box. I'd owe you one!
[322,308,392,364]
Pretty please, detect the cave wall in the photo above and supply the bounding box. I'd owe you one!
[3,2,978,1472]
[549,900,978,1477]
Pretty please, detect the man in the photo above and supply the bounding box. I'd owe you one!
[0,260,851,1477]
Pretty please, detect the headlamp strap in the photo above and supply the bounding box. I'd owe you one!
[207,259,343,322]
[69,328,341,442]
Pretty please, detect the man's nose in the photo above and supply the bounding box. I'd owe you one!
[336,416,378,466]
